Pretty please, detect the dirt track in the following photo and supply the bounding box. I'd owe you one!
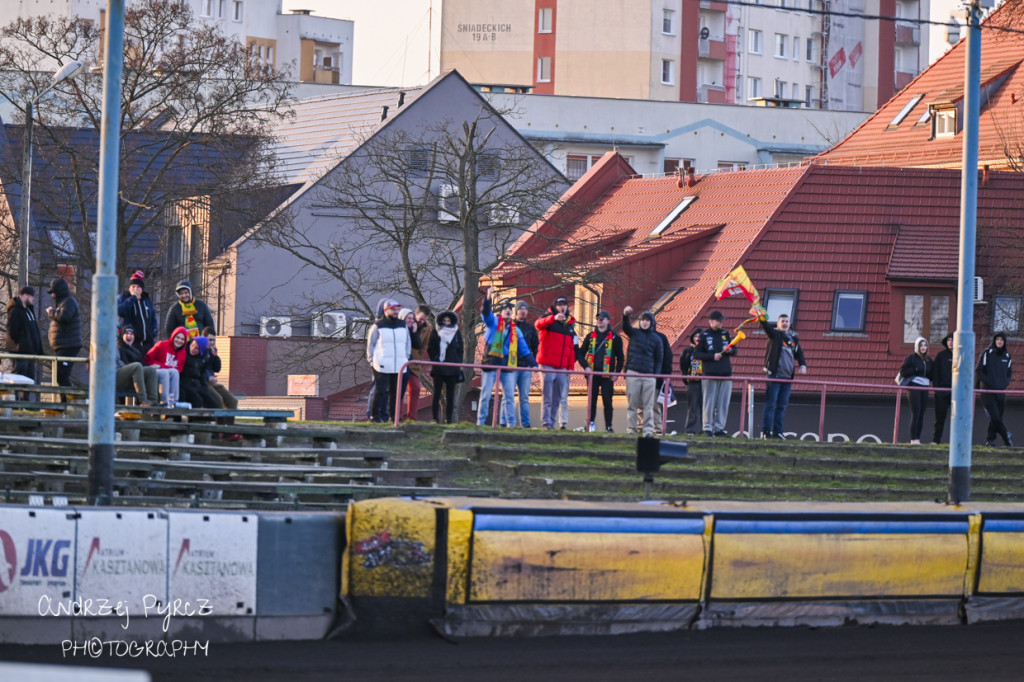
[3,621,1024,681]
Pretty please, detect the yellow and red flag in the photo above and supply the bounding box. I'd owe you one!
[714,265,760,305]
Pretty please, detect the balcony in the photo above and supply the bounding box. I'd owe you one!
[313,65,340,84]
[699,0,728,10]
[895,68,916,90]
[698,37,727,61]
[895,22,920,46]
[698,83,728,104]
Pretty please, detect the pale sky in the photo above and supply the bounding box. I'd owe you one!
[281,0,442,87]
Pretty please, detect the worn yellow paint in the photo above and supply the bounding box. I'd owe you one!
[346,498,437,599]
[446,509,474,605]
[963,514,983,597]
[469,531,705,602]
[712,534,969,599]
[699,514,715,603]
[978,532,1024,594]
[340,501,354,597]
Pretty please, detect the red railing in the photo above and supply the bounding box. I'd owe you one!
[393,360,1024,443]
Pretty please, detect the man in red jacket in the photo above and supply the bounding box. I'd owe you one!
[536,296,578,429]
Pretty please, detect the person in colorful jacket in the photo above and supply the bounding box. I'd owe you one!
[679,329,704,435]
[164,280,215,340]
[478,288,534,427]
[577,310,624,432]
[536,296,577,429]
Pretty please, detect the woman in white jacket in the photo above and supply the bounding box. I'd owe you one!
[366,299,413,422]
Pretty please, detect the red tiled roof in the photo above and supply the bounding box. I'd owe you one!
[886,224,959,281]
[813,5,1024,169]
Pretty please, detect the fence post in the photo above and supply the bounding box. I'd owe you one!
[738,379,748,438]
[660,376,669,436]
[584,369,594,432]
[747,381,754,439]
[818,384,827,442]
[893,387,903,444]
[491,368,503,427]
[393,364,406,428]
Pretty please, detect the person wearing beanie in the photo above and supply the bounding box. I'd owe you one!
[695,310,735,437]
[116,325,160,406]
[117,269,158,353]
[501,301,539,428]
[536,296,577,429]
[899,336,933,444]
[397,307,424,421]
[180,335,218,408]
[428,310,464,424]
[45,278,82,391]
[405,305,434,421]
[164,280,215,340]
[366,299,412,423]
[621,306,663,438]
[679,329,704,435]
[5,285,43,382]
[930,332,954,444]
[977,331,1013,447]
[577,310,623,432]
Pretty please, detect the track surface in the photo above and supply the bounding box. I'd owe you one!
[2,621,1024,681]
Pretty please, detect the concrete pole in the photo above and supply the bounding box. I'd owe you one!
[18,102,33,292]
[88,0,125,505]
[948,0,981,505]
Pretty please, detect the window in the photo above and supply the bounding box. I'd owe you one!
[805,85,814,107]
[651,197,697,236]
[793,36,800,60]
[806,37,814,61]
[933,107,957,138]
[575,284,602,327]
[832,290,867,331]
[663,158,694,173]
[717,161,747,171]
[737,28,744,53]
[218,0,225,18]
[408,147,431,177]
[749,29,762,54]
[750,77,761,98]
[232,0,243,21]
[994,296,1022,335]
[887,94,925,128]
[903,294,950,344]
[662,9,675,34]
[661,59,674,85]
[764,289,799,325]
[201,0,214,17]
[775,33,787,57]
[477,151,500,180]
[537,56,551,82]
[566,155,589,181]
[774,79,786,98]
[538,7,553,33]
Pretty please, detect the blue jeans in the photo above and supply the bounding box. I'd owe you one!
[499,370,533,427]
[762,379,793,435]
[478,368,517,426]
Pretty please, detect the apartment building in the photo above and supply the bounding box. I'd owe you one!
[0,0,353,85]
[440,0,933,112]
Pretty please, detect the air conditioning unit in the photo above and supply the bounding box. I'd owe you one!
[260,316,292,338]
[437,183,459,223]
[489,203,521,226]
[348,317,371,340]
[313,311,347,339]
[974,276,985,303]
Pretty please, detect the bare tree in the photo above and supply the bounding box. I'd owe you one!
[0,0,292,325]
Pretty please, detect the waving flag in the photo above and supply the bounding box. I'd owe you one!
[714,265,761,304]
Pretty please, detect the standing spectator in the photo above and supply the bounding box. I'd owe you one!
[202,328,238,409]
[502,302,539,427]
[679,329,704,435]
[478,288,533,426]
[977,332,1013,447]
[5,286,43,382]
[116,325,159,405]
[45,278,82,391]
[536,296,577,429]
[164,280,214,340]
[366,299,411,423]
[899,337,933,444]
[116,270,158,353]
[931,332,954,444]
[695,310,735,437]
[402,305,433,422]
[577,310,624,432]
[621,306,663,438]
[760,313,807,439]
[652,320,674,435]
[364,299,388,421]
[428,310,464,424]
[146,326,187,406]
[397,307,425,421]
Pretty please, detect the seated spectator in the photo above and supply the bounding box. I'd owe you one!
[116,325,159,405]
[180,336,219,408]
[145,326,187,407]
[202,328,238,409]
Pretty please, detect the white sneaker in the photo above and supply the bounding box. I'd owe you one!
[588,421,595,433]
[910,439,921,445]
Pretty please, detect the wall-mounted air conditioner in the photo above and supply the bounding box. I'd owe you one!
[260,316,292,338]
[313,311,347,338]
[489,203,521,226]
[348,317,371,340]
[974,276,985,303]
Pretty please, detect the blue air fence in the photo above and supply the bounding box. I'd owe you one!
[395,360,1024,443]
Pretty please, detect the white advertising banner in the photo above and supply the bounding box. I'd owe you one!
[0,508,77,616]
[168,512,257,617]
[826,0,865,111]
[75,510,167,615]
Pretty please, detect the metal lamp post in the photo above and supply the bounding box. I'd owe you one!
[18,59,84,291]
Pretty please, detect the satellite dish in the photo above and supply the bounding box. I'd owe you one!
[699,27,710,40]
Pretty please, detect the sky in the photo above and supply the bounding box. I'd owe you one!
[281,0,441,87]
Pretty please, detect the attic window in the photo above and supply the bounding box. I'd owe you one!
[651,196,697,236]
[933,107,957,138]
[914,106,932,126]
[887,94,924,128]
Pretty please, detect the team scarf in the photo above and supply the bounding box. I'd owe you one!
[487,317,519,367]
[585,330,615,372]
[179,300,200,338]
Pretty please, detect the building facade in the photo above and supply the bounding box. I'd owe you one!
[440,0,933,112]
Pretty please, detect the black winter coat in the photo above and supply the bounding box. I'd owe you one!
[679,345,701,384]
[654,329,673,377]
[622,313,663,375]
[5,297,43,355]
[117,291,159,348]
[576,327,625,375]
[181,349,219,386]
[977,335,1012,390]
[117,338,147,368]
[46,279,82,352]
[931,333,954,389]
[165,298,215,339]
[428,312,465,379]
[695,326,735,377]
[760,319,807,378]
[899,353,933,385]
[518,320,540,358]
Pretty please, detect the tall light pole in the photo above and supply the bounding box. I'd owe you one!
[18,59,84,291]
[948,0,983,504]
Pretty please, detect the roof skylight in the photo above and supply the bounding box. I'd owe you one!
[887,94,925,128]
[651,196,697,236]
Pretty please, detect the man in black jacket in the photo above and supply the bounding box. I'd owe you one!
[931,332,954,444]
[164,280,215,340]
[760,313,807,439]
[622,307,663,437]
[695,310,735,437]
[977,332,1013,447]
[5,286,43,381]
[46,278,82,389]
[578,310,625,432]
[117,270,158,353]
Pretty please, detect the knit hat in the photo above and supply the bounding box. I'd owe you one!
[129,270,145,288]
[398,307,413,320]
[515,301,529,312]
[709,310,724,321]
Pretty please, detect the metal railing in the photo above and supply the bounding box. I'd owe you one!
[0,351,88,386]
